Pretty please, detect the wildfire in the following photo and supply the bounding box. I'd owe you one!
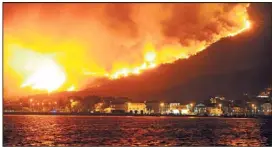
[109,51,158,79]
[21,57,66,93]
[4,3,252,95]
[67,85,75,92]
[228,20,251,37]
[18,18,252,91]
[103,20,251,79]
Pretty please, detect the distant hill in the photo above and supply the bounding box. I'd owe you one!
[25,4,272,103]
[80,4,272,102]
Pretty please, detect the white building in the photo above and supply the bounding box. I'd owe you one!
[127,102,147,114]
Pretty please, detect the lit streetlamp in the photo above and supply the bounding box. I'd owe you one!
[160,102,164,107]
[252,104,256,115]
[160,102,165,114]
[29,99,33,112]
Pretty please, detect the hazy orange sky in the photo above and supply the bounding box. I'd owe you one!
[3,3,250,98]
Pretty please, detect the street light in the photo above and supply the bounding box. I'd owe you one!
[29,99,33,112]
[160,102,165,114]
[160,102,164,107]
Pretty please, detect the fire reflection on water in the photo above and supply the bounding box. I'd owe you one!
[3,115,271,146]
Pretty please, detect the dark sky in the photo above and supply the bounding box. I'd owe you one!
[81,3,272,103]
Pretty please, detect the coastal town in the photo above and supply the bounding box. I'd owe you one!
[4,86,272,117]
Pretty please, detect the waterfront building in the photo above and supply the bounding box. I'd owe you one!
[194,103,207,116]
[230,106,246,116]
[222,106,230,115]
[168,103,181,114]
[257,87,271,99]
[210,96,225,104]
[110,101,128,113]
[206,103,223,116]
[261,103,272,116]
[159,102,170,114]
[179,105,190,115]
[145,101,160,114]
[4,103,22,112]
[207,107,223,116]
[94,102,104,113]
[104,107,112,113]
[127,102,147,114]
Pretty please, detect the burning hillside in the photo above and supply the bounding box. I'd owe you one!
[4,3,251,97]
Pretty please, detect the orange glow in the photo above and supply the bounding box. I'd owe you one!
[3,3,251,96]
[228,20,251,37]
[145,51,156,62]
[67,85,75,92]
[21,55,66,93]
[160,103,165,107]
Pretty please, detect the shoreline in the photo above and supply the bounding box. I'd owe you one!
[3,112,272,118]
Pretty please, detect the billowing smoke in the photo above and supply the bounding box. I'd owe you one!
[3,3,250,97]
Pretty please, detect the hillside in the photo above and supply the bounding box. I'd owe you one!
[81,4,272,102]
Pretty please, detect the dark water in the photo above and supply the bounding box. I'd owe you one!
[3,115,272,146]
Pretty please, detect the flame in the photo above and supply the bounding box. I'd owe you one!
[67,85,75,91]
[101,19,251,80]
[21,55,66,93]
[17,18,252,90]
[3,3,252,95]
[228,20,251,37]
[145,51,156,62]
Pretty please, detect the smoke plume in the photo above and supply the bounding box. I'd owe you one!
[3,3,250,97]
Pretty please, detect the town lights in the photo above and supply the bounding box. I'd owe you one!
[160,103,164,107]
